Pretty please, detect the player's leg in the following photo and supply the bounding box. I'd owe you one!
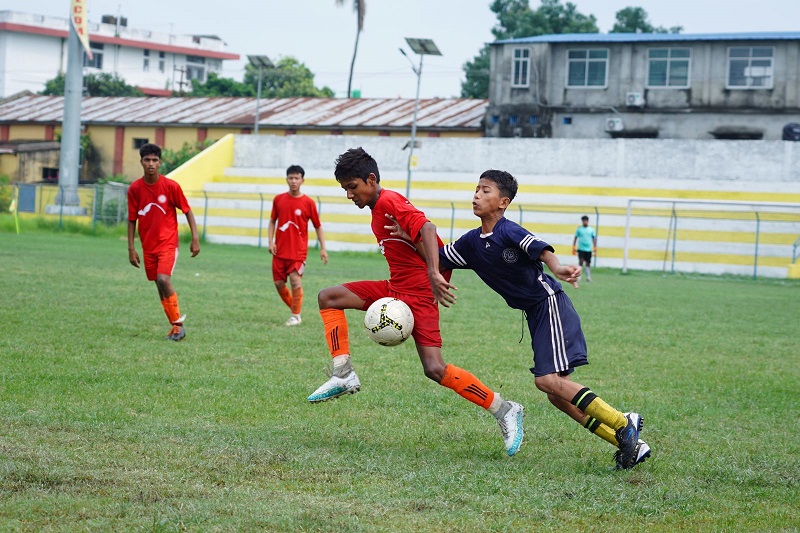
[307,283,369,402]
[273,257,294,311]
[149,249,185,341]
[285,266,304,326]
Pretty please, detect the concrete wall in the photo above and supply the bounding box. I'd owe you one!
[212,135,800,278]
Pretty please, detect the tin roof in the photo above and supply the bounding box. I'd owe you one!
[494,31,800,45]
[0,94,488,131]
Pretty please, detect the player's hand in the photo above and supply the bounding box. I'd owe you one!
[268,242,277,255]
[190,238,200,257]
[429,270,457,307]
[128,249,140,268]
[384,213,411,240]
[320,249,329,264]
[571,247,577,255]
[553,264,581,289]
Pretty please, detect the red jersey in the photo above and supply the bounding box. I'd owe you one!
[270,193,322,261]
[371,189,444,298]
[127,175,191,254]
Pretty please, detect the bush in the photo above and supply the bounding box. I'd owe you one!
[0,175,12,213]
[159,141,213,174]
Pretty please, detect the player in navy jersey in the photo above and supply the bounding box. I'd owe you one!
[306,148,525,457]
[390,169,650,469]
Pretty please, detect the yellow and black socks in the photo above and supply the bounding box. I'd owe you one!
[571,387,626,431]
[582,415,619,446]
[440,364,495,409]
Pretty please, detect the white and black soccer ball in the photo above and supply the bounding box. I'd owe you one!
[363,297,415,346]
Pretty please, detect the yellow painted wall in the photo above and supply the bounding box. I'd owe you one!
[0,153,18,178]
[168,134,234,194]
[10,124,47,140]
[85,125,117,179]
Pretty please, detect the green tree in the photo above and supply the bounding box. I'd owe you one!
[243,57,335,98]
[461,0,598,98]
[336,0,366,97]
[611,7,682,33]
[159,140,214,175]
[40,72,143,96]
[188,73,255,97]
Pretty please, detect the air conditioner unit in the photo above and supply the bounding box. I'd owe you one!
[626,91,645,107]
[605,117,624,132]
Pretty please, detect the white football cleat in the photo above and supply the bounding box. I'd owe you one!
[497,401,524,456]
[284,314,302,326]
[307,371,361,403]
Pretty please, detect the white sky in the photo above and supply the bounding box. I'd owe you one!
[6,0,800,98]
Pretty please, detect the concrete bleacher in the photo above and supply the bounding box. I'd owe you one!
[174,134,800,278]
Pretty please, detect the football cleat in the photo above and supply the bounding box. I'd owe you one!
[616,439,651,469]
[614,412,643,469]
[167,324,185,342]
[307,371,361,403]
[497,401,525,456]
[284,315,302,326]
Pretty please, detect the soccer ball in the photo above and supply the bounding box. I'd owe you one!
[364,297,415,346]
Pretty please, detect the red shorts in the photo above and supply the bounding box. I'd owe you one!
[143,248,178,281]
[343,279,442,348]
[272,257,306,282]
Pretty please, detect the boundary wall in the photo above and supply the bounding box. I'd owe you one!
[179,135,800,278]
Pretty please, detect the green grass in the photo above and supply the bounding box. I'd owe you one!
[1,229,799,531]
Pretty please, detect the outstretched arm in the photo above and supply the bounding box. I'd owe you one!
[419,222,457,307]
[540,249,581,288]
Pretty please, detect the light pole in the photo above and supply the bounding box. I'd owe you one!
[400,38,441,199]
[247,55,274,134]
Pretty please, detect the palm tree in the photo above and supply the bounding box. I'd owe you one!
[336,0,365,98]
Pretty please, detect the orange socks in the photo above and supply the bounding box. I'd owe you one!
[320,308,350,357]
[277,286,293,308]
[291,287,303,315]
[440,364,495,409]
[160,292,182,325]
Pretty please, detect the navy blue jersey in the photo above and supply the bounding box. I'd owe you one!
[439,217,561,310]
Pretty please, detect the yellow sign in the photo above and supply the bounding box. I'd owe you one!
[409,155,419,170]
[70,0,93,60]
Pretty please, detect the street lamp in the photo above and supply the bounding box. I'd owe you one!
[400,37,441,199]
[247,55,274,134]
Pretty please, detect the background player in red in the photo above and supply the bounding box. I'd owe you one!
[127,143,200,341]
[268,165,328,326]
[307,147,525,457]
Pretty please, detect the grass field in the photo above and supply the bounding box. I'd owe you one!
[1,228,799,531]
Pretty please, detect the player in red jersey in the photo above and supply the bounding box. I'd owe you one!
[306,147,525,457]
[268,165,328,326]
[127,143,200,341]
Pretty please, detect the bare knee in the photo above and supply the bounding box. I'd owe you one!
[422,361,446,383]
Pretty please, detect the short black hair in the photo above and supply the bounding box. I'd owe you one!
[139,143,161,159]
[334,147,380,183]
[479,169,517,202]
[286,165,305,177]
[581,215,589,221]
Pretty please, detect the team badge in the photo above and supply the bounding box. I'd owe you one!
[295,208,302,216]
[502,248,519,264]
[158,194,167,204]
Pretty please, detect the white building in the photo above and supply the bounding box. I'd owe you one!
[0,10,239,97]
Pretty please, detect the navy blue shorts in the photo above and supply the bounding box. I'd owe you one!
[527,291,588,377]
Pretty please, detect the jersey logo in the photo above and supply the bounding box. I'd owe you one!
[485,242,491,249]
[502,248,519,264]
[278,221,300,232]
[294,208,302,216]
[138,202,167,217]
[158,194,167,204]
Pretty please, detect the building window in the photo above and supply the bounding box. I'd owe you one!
[159,52,166,73]
[529,115,539,125]
[567,49,608,87]
[509,115,520,125]
[563,117,573,125]
[727,47,773,88]
[185,55,206,82]
[83,43,104,69]
[491,115,500,125]
[143,50,150,72]
[512,48,530,87]
[647,48,690,87]
[42,167,59,182]
[133,138,149,149]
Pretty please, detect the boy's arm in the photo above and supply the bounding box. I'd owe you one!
[540,249,581,288]
[315,226,329,264]
[419,222,457,307]
[267,218,277,254]
[127,220,140,268]
[184,210,200,257]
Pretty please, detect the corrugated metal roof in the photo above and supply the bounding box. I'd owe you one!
[0,94,487,131]
[495,31,800,45]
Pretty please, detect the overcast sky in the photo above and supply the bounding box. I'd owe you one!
[6,0,800,98]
